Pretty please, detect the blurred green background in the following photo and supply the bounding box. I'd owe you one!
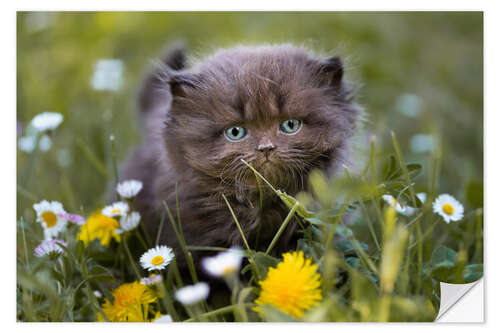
[17,12,483,222]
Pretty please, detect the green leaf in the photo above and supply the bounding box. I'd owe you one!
[464,264,483,282]
[252,251,280,280]
[335,239,369,255]
[88,265,114,282]
[428,245,458,281]
[277,190,315,219]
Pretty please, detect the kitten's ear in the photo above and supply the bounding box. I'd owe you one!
[318,56,344,89]
[138,44,189,112]
[169,72,200,98]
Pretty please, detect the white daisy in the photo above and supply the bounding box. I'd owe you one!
[93,290,103,298]
[140,245,175,271]
[33,200,68,239]
[433,194,464,223]
[116,211,141,234]
[116,179,143,199]
[201,247,244,277]
[175,282,210,306]
[382,194,406,214]
[18,136,37,153]
[416,192,427,204]
[102,201,129,218]
[383,193,428,216]
[91,59,124,92]
[140,274,163,286]
[34,239,67,257]
[154,314,173,323]
[31,112,63,132]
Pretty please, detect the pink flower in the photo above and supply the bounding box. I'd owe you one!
[58,212,85,225]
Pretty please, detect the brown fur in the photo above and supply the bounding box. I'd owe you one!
[121,44,360,268]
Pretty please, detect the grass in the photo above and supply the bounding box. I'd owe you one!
[16,12,482,322]
[16,128,483,322]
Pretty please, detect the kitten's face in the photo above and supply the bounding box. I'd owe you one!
[163,46,358,198]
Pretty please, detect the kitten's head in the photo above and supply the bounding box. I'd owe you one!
[145,45,360,201]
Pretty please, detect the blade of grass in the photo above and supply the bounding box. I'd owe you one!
[344,166,380,251]
[184,303,255,322]
[240,159,278,194]
[391,131,417,206]
[265,202,299,255]
[76,137,110,178]
[163,201,199,284]
[155,212,166,246]
[221,194,251,251]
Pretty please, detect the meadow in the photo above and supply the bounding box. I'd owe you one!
[17,12,483,322]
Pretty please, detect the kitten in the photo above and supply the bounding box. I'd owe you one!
[121,44,360,269]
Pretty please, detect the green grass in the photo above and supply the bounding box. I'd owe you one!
[16,12,483,322]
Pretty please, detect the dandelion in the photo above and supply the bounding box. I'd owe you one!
[58,212,85,226]
[254,251,322,319]
[116,180,143,199]
[33,200,67,239]
[154,314,173,323]
[433,194,464,223]
[102,202,129,218]
[175,282,210,306]
[77,210,121,247]
[201,247,243,277]
[140,274,163,286]
[116,212,141,234]
[140,245,174,271]
[34,239,67,258]
[30,112,63,132]
[97,281,157,322]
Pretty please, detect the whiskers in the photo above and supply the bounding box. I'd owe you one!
[216,148,331,202]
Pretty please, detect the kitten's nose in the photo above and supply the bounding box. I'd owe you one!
[257,139,276,153]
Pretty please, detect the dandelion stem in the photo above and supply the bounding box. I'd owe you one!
[222,194,251,251]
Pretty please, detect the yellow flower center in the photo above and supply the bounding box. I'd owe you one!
[111,208,121,215]
[41,211,57,228]
[392,198,397,206]
[223,267,235,275]
[151,256,164,266]
[443,203,454,215]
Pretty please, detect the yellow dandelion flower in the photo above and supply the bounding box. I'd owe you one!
[77,210,121,247]
[97,281,157,322]
[254,251,322,319]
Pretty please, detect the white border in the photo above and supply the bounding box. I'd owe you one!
[4,1,498,332]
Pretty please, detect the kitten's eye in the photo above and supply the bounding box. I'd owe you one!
[279,119,302,134]
[224,126,247,142]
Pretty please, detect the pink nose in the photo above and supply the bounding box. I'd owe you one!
[257,140,276,153]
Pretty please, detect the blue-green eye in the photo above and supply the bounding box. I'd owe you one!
[279,119,302,134]
[224,126,247,141]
